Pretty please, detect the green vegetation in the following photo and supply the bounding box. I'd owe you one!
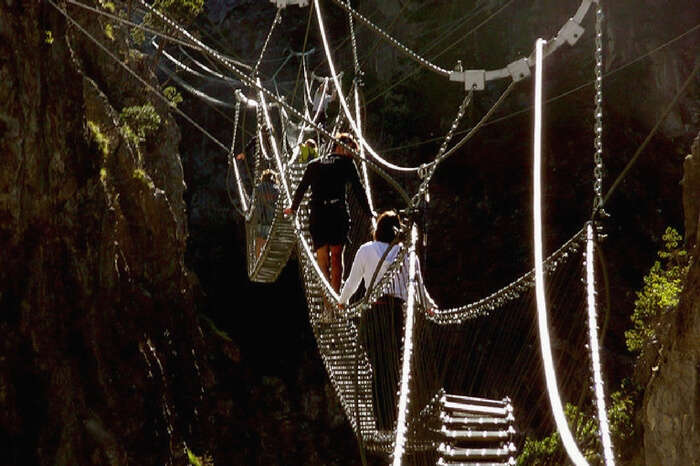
[163,86,184,108]
[104,23,115,41]
[87,121,110,158]
[186,447,213,466]
[99,0,116,13]
[625,227,689,353]
[519,227,687,464]
[132,168,155,190]
[517,385,640,465]
[44,30,54,45]
[119,103,162,144]
[198,314,232,342]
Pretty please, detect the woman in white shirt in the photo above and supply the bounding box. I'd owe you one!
[338,211,435,430]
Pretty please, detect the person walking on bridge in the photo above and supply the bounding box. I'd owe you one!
[284,133,373,299]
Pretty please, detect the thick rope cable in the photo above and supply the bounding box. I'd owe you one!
[229,101,250,212]
[586,223,615,465]
[135,0,412,206]
[392,224,419,466]
[533,38,588,466]
[329,0,450,77]
[314,0,424,174]
[345,0,376,219]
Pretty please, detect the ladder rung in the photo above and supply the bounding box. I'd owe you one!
[443,394,510,408]
[437,459,515,466]
[441,414,513,427]
[439,426,515,441]
[438,443,516,461]
[441,401,511,417]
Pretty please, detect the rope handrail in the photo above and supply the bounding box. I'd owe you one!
[428,227,586,325]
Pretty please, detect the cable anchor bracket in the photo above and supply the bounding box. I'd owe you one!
[449,69,485,91]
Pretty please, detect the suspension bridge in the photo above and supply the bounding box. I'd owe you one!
[48,0,698,463]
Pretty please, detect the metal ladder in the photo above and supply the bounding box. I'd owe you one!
[435,393,517,466]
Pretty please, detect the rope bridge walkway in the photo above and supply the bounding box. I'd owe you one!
[45,0,673,463]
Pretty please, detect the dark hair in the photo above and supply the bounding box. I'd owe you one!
[335,132,358,152]
[374,210,402,243]
[260,169,277,184]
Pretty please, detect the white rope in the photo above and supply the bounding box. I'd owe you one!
[533,38,588,466]
[229,101,249,212]
[257,80,292,203]
[392,224,419,466]
[586,223,615,465]
[313,0,423,173]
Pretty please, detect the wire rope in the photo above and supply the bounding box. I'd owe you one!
[392,224,419,466]
[314,0,426,173]
[586,223,615,465]
[601,59,699,208]
[252,7,283,77]
[135,0,412,206]
[50,0,231,154]
[379,21,699,155]
[328,0,450,77]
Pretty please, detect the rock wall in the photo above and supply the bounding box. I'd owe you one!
[642,132,700,465]
[0,2,209,464]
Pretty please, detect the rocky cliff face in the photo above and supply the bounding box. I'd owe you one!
[641,133,700,465]
[0,2,207,464]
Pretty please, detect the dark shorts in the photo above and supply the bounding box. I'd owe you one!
[309,201,349,249]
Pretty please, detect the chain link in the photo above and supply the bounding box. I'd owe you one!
[329,0,450,77]
[252,8,283,77]
[592,3,604,214]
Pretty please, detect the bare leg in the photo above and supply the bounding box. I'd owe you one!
[316,245,332,320]
[256,237,264,257]
[316,245,330,281]
[329,244,343,293]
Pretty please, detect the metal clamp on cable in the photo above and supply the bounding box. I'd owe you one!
[449,69,486,91]
[270,0,309,7]
[506,58,531,82]
[556,18,586,47]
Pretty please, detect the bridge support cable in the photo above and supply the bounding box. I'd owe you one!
[345,0,376,220]
[392,224,419,466]
[586,224,615,465]
[229,101,250,212]
[136,0,412,207]
[313,0,424,174]
[533,38,588,466]
[329,0,451,78]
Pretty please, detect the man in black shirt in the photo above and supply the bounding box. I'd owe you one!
[284,133,373,295]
